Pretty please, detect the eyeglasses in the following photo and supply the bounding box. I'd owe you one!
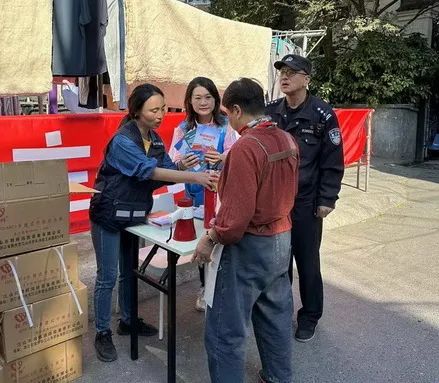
[278,68,308,77]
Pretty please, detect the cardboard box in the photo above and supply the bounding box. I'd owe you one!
[0,337,82,383]
[0,243,79,313]
[0,283,88,362]
[0,160,70,258]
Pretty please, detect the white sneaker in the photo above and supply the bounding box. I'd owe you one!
[195,287,206,312]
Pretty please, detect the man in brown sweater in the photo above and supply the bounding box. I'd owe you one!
[193,78,299,383]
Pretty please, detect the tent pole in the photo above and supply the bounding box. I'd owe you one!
[37,95,45,114]
[98,74,104,113]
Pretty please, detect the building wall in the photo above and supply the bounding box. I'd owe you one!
[396,9,437,45]
[370,0,438,46]
[178,0,211,8]
[376,0,401,13]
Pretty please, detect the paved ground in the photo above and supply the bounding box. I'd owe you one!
[73,160,439,383]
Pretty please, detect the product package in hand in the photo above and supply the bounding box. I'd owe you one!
[174,125,221,168]
[174,128,196,156]
[191,125,220,155]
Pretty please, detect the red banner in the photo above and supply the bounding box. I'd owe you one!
[0,109,370,233]
[335,108,372,165]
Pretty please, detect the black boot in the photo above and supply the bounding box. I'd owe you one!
[295,321,318,342]
[117,318,158,337]
[95,330,117,362]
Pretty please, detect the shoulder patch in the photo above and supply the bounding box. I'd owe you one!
[328,128,341,146]
[313,105,332,121]
[266,98,282,107]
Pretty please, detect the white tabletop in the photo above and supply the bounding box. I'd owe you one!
[126,219,205,257]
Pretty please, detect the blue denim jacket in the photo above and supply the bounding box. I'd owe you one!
[106,134,177,181]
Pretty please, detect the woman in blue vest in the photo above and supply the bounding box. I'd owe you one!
[169,77,238,311]
[89,84,217,363]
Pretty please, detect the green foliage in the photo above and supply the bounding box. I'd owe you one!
[210,0,276,26]
[288,0,439,105]
[310,31,439,106]
[209,0,296,29]
[210,0,439,106]
[341,17,399,38]
[293,0,352,27]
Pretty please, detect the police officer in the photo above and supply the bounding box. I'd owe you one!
[266,54,344,342]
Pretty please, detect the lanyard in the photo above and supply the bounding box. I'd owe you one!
[247,116,272,128]
[239,116,275,134]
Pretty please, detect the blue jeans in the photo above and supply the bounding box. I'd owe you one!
[91,222,132,333]
[205,231,293,383]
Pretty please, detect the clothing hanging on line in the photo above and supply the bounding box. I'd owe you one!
[104,0,128,109]
[61,80,99,113]
[78,76,99,109]
[52,0,108,76]
[0,97,21,115]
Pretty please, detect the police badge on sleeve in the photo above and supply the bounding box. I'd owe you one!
[328,128,341,145]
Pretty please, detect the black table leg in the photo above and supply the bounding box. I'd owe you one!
[125,232,139,360]
[125,234,179,381]
[167,251,177,383]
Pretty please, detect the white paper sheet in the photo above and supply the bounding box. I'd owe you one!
[69,199,91,212]
[204,244,224,309]
[45,131,62,147]
[68,171,88,184]
[13,146,91,162]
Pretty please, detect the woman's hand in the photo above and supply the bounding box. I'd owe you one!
[179,153,199,170]
[204,150,222,166]
[193,171,219,190]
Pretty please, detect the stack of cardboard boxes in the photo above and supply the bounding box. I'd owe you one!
[0,160,88,383]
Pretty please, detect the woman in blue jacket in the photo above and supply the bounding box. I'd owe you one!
[89,84,217,362]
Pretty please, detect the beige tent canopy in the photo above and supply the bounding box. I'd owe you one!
[124,0,272,107]
[0,0,271,105]
[0,1,53,95]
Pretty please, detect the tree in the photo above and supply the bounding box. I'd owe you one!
[290,0,439,105]
[292,0,438,27]
[290,1,439,67]
[211,0,438,70]
[210,0,439,105]
[312,31,438,105]
[209,0,296,29]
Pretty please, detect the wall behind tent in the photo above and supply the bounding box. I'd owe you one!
[127,82,189,110]
[0,109,371,233]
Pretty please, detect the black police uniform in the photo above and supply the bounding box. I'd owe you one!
[266,94,344,327]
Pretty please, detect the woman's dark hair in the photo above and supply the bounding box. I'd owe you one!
[222,78,265,116]
[184,77,225,130]
[119,83,164,127]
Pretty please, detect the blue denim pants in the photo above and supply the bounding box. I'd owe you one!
[205,231,293,383]
[91,221,132,333]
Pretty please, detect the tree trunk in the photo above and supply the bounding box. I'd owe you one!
[322,28,337,70]
[275,5,296,30]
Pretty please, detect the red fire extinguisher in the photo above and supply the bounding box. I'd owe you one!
[203,187,217,229]
[204,163,220,229]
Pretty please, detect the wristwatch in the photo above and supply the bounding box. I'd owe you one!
[206,230,218,246]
